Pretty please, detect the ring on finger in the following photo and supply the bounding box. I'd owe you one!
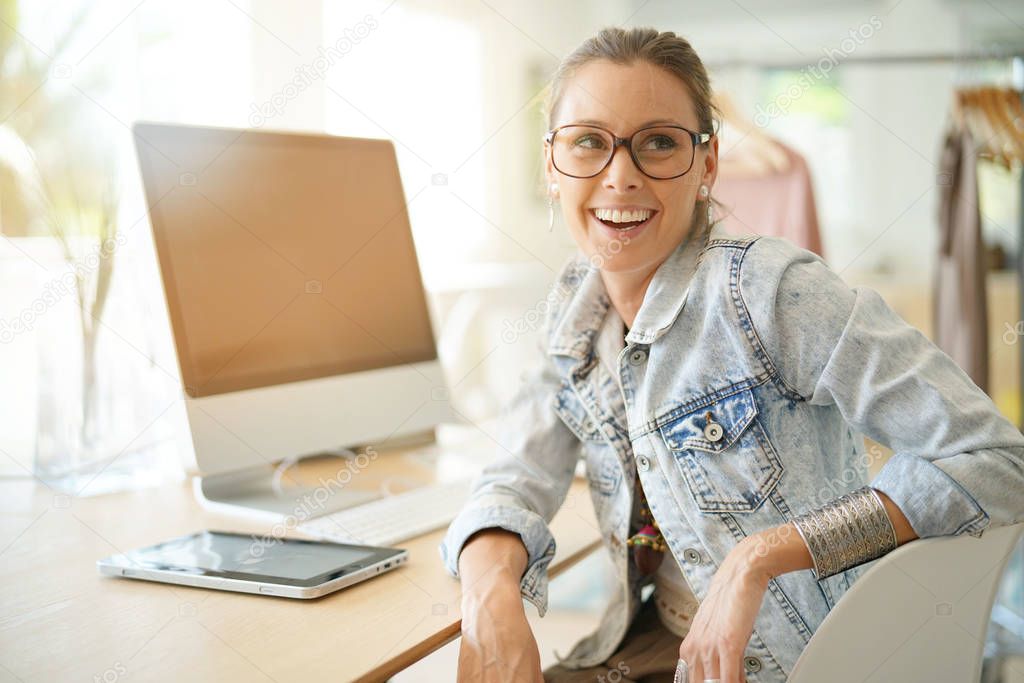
[673,659,687,683]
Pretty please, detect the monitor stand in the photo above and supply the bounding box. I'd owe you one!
[193,430,438,521]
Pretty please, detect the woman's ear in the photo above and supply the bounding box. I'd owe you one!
[702,135,719,190]
[543,141,557,193]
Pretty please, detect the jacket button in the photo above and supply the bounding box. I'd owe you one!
[636,455,651,472]
[703,421,724,442]
[628,349,647,365]
[683,548,702,564]
[744,656,762,673]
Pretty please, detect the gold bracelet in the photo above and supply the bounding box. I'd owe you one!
[792,486,898,580]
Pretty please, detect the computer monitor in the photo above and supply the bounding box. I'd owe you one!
[134,122,453,516]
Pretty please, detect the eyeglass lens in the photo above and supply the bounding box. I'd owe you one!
[551,125,696,179]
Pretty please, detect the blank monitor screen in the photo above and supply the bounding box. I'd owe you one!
[134,123,437,398]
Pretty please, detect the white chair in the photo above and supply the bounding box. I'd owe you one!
[789,522,1024,682]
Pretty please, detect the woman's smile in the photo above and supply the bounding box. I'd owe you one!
[588,206,660,240]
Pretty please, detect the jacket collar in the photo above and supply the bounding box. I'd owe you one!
[548,222,725,363]
[624,225,709,346]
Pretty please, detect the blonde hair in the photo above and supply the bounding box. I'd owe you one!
[542,27,722,244]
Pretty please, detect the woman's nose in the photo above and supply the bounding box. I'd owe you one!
[602,144,644,192]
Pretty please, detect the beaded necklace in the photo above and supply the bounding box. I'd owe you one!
[627,476,667,575]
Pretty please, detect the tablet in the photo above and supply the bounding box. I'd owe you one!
[97,530,408,599]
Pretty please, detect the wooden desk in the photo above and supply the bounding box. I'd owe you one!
[0,448,601,682]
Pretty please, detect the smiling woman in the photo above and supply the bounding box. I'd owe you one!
[539,38,720,299]
[439,25,1024,683]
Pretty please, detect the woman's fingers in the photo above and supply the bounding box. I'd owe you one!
[701,651,719,682]
[681,648,747,683]
[685,650,747,683]
[687,656,703,683]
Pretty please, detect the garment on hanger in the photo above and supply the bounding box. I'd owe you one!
[934,126,989,392]
[713,141,826,258]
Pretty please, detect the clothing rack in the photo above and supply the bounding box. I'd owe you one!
[710,50,1024,429]
[705,50,1024,70]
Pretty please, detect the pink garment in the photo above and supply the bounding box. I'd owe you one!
[713,142,825,258]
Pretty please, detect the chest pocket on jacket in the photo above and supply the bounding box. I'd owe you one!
[553,382,626,498]
[658,388,783,513]
[552,381,607,444]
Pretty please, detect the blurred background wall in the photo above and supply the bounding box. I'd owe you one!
[0,0,1021,480]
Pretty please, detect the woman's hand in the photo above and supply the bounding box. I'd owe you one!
[456,528,543,683]
[677,539,771,683]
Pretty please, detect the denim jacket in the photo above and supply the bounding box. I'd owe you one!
[439,222,1024,681]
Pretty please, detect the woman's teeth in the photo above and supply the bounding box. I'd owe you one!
[593,208,653,230]
[594,208,652,223]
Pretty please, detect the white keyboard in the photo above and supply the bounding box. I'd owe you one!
[298,478,474,547]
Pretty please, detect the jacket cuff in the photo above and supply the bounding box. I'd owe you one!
[438,504,558,617]
[869,451,990,538]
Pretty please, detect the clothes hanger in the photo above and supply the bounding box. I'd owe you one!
[951,88,968,132]
[713,91,791,178]
[975,86,1024,169]
[956,88,998,161]
[977,87,1014,169]
[967,89,999,158]
[993,87,1024,163]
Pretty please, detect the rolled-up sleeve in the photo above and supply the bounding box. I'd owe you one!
[743,237,1024,540]
[438,331,581,617]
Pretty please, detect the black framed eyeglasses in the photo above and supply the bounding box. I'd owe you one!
[544,123,712,180]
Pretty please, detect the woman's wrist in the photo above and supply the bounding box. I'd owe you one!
[461,566,524,602]
[739,522,813,581]
[739,487,918,582]
[459,566,529,629]
[791,486,898,580]
[458,528,529,594]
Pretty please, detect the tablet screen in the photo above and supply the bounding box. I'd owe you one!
[140,531,375,580]
[113,531,394,585]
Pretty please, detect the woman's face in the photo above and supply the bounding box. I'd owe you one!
[545,59,718,275]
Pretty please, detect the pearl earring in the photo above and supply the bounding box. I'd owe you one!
[548,183,558,232]
[700,185,712,228]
